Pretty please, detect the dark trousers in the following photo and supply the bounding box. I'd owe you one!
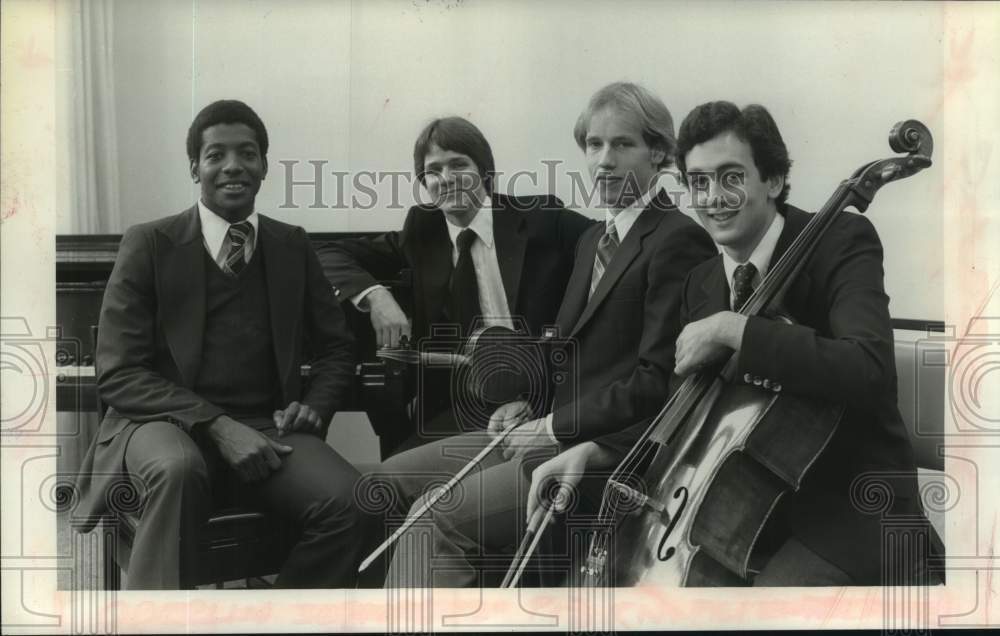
[752,537,854,586]
[122,418,371,589]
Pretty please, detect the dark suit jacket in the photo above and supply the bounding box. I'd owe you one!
[547,191,717,444]
[73,206,355,531]
[314,193,595,339]
[599,205,924,582]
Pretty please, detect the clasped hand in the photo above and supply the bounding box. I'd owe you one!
[206,415,293,483]
[488,400,556,461]
[205,401,323,483]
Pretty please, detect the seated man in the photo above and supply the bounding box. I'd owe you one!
[528,101,935,586]
[73,100,370,589]
[371,82,716,587]
[316,116,593,452]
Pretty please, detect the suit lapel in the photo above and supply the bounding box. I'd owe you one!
[555,224,599,335]
[769,206,812,317]
[569,204,664,337]
[692,256,729,319]
[157,206,205,388]
[491,203,527,314]
[259,216,302,396]
[416,210,454,327]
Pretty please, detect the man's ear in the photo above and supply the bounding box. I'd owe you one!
[261,156,268,180]
[190,160,199,183]
[766,174,784,201]
[650,147,666,168]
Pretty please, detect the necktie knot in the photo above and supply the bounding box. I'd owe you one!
[603,219,620,245]
[228,221,252,247]
[732,262,758,311]
[456,228,477,253]
[225,221,254,276]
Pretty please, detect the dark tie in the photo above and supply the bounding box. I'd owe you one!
[225,221,253,276]
[732,262,757,311]
[450,228,481,335]
[589,219,620,298]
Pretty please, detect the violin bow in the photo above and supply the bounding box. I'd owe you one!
[358,421,524,573]
[499,502,556,588]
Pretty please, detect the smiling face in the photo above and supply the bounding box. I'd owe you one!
[584,107,664,211]
[422,144,488,226]
[190,123,267,222]
[683,131,782,261]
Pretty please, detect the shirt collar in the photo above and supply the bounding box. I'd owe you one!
[197,200,259,259]
[722,211,785,293]
[605,182,659,242]
[445,196,494,249]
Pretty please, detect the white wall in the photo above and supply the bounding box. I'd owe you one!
[88,0,944,319]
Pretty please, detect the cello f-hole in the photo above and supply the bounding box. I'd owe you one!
[656,486,689,562]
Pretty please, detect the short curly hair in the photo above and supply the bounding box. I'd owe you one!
[186,100,269,162]
[676,101,792,205]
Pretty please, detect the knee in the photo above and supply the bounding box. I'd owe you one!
[143,445,209,494]
[354,469,413,520]
[302,491,366,535]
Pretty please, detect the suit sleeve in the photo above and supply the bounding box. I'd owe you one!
[95,226,225,431]
[314,221,410,300]
[737,213,896,410]
[550,221,717,444]
[298,229,356,423]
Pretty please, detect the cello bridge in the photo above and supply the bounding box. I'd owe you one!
[580,548,607,579]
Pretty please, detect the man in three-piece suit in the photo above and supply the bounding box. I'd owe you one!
[73,100,370,589]
[530,101,935,586]
[316,116,594,452]
[376,83,716,587]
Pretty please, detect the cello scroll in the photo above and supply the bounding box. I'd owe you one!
[847,119,933,211]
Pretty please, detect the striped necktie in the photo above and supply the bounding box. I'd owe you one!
[589,219,620,298]
[224,221,254,276]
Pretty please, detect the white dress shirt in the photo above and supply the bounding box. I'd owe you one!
[721,211,784,308]
[352,197,514,330]
[441,199,514,329]
[197,200,259,271]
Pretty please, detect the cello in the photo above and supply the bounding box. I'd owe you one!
[505,119,933,587]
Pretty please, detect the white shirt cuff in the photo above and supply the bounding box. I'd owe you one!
[544,412,557,444]
[351,284,386,310]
